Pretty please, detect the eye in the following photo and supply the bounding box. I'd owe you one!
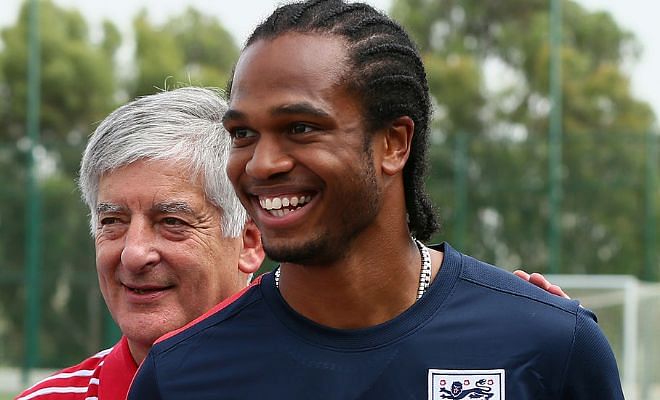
[100,217,121,226]
[231,127,257,140]
[161,217,185,227]
[290,123,314,134]
[97,216,126,238]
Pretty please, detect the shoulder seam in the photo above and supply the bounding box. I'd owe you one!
[462,274,577,315]
[458,254,579,316]
[558,308,579,396]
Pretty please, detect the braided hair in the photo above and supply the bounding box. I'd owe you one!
[230,0,439,241]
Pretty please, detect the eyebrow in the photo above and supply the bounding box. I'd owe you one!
[273,103,331,119]
[96,202,125,214]
[222,109,245,124]
[152,201,195,215]
[223,102,331,124]
[95,202,195,215]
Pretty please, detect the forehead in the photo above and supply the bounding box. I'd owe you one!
[230,33,350,105]
[97,160,205,205]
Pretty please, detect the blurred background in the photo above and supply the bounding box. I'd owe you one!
[1,0,658,398]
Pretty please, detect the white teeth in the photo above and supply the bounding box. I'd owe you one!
[260,195,312,211]
[268,209,283,217]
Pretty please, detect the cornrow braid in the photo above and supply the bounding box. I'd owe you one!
[315,3,374,27]
[236,0,439,241]
[289,0,326,24]
[360,43,426,75]
[341,14,406,37]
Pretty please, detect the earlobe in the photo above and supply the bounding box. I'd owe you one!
[381,116,414,176]
[238,220,265,274]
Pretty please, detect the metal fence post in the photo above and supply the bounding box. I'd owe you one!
[453,131,468,250]
[548,0,563,274]
[22,0,42,387]
[644,130,658,281]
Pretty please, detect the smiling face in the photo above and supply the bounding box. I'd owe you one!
[224,33,384,265]
[94,159,248,362]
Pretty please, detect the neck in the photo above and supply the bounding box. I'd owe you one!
[126,338,149,365]
[277,235,441,329]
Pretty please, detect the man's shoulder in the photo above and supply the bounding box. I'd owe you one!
[456,250,582,316]
[151,277,266,355]
[14,347,113,400]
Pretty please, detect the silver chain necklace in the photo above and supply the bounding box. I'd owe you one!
[274,238,432,301]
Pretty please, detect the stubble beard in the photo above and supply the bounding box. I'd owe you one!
[263,149,381,266]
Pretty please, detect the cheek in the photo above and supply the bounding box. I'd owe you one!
[95,240,120,277]
[94,247,120,307]
[175,247,223,288]
[226,151,246,183]
[178,269,220,314]
[186,245,242,301]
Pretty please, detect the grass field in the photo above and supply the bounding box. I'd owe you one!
[1,394,16,400]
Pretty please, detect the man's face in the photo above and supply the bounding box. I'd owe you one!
[224,33,382,265]
[95,159,246,356]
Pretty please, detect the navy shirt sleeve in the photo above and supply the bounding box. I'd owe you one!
[128,352,162,399]
[561,307,625,398]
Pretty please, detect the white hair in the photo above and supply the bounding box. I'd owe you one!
[78,87,247,237]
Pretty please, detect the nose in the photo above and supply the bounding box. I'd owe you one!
[120,217,160,271]
[245,134,294,179]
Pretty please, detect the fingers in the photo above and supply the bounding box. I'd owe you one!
[513,270,530,280]
[514,270,571,299]
[547,284,570,299]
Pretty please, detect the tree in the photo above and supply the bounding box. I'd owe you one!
[0,0,120,367]
[0,1,243,370]
[392,0,657,277]
[131,7,239,98]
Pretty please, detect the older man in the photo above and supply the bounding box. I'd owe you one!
[16,87,264,400]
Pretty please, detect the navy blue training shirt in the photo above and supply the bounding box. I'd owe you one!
[129,242,624,399]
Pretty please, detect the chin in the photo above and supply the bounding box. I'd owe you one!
[264,238,338,265]
[120,316,177,344]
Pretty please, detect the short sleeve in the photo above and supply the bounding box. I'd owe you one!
[561,307,625,399]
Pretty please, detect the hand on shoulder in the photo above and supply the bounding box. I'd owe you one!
[513,270,570,299]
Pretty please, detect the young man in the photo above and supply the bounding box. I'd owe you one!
[129,1,624,398]
[16,87,264,400]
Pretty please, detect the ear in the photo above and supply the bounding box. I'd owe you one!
[381,116,414,176]
[237,220,264,274]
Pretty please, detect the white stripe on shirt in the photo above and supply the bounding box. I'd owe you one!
[16,386,88,400]
[21,369,97,390]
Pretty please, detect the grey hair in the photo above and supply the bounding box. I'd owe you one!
[78,87,247,237]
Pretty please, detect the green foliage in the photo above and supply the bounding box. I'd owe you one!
[0,1,239,370]
[0,0,119,177]
[0,0,118,368]
[132,10,186,96]
[131,7,238,97]
[0,0,657,374]
[392,0,658,277]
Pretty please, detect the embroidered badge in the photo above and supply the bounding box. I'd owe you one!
[428,369,505,399]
